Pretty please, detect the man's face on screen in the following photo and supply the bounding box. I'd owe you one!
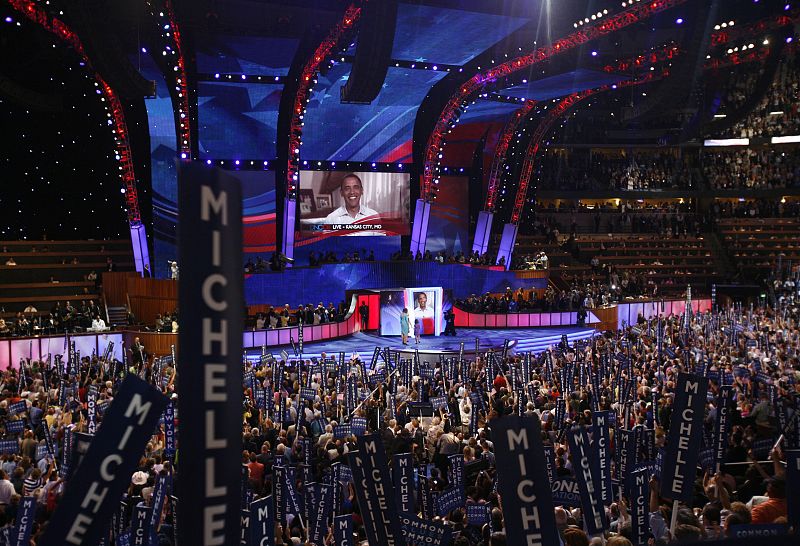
[340,176,363,212]
[417,293,427,309]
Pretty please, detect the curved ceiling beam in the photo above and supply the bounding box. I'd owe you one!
[419,0,690,203]
[0,72,63,111]
[8,0,142,225]
[484,100,537,212]
[510,73,660,224]
[620,0,715,123]
[144,0,193,157]
[340,0,397,104]
[486,44,681,214]
[286,2,364,199]
[69,0,157,100]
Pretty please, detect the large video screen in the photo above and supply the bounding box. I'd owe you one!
[298,171,410,236]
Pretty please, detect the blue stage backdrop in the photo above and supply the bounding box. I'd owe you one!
[137,54,178,279]
[238,171,277,257]
[198,81,282,160]
[196,35,299,77]
[300,64,445,164]
[244,262,547,307]
[426,176,469,255]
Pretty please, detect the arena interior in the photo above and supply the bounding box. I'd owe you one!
[0,0,799,545]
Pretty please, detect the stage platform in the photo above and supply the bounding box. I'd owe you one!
[244,326,596,363]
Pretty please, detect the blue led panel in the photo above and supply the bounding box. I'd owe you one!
[198,81,282,159]
[499,69,628,101]
[196,36,299,76]
[458,100,523,124]
[300,64,446,162]
[392,3,529,65]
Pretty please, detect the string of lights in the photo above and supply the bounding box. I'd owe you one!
[7,0,142,225]
[144,0,192,158]
[510,73,660,224]
[286,2,364,199]
[710,8,798,47]
[420,0,689,202]
[484,100,538,212]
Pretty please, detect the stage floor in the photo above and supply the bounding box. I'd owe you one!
[245,326,597,361]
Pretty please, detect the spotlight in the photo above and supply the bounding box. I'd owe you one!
[120,188,126,194]
[676,18,683,24]
[206,159,212,165]
[180,152,187,159]
[591,51,598,56]
[4,16,12,23]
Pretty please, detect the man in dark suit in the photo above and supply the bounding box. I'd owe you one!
[359,301,369,330]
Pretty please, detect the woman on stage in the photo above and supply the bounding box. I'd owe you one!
[400,307,411,345]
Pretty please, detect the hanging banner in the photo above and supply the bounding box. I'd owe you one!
[490,415,559,546]
[660,373,708,501]
[177,163,244,546]
[38,375,167,546]
[347,435,406,546]
[567,426,608,534]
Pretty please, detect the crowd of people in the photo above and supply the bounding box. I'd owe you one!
[0,300,107,338]
[0,301,797,544]
[537,150,694,192]
[251,302,350,329]
[702,148,800,190]
[717,52,800,139]
[710,199,800,220]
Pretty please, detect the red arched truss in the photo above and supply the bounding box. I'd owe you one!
[286,2,363,199]
[9,0,142,224]
[510,74,660,224]
[484,100,537,212]
[145,0,192,156]
[421,0,689,202]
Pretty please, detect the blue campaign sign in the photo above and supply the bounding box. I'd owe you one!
[347,435,406,546]
[351,417,367,437]
[550,477,582,508]
[37,375,168,546]
[491,415,559,546]
[249,496,273,546]
[177,163,244,546]
[466,502,490,526]
[660,373,708,501]
[729,524,788,538]
[334,424,352,438]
